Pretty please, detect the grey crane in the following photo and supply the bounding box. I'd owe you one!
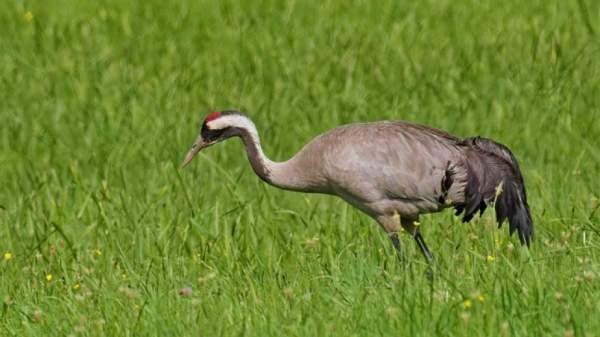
[182,110,533,264]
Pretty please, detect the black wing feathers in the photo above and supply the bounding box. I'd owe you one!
[455,137,533,245]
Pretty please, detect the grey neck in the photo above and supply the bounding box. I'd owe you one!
[233,124,318,193]
[238,129,273,183]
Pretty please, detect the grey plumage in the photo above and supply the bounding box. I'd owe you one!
[182,111,534,263]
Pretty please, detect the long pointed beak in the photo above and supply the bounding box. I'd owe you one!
[181,135,208,168]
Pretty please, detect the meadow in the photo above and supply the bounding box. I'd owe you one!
[1,0,599,336]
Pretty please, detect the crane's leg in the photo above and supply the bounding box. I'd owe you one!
[400,218,434,263]
[376,214,403,261]
[389,232,401,251]
[414,229,433,264]
[401,218,434,280]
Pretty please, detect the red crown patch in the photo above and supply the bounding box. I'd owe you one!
[205,111,221,122]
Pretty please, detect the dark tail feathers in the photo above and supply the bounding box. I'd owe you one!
[455,137,533,246]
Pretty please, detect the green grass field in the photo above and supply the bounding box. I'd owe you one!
[1,0,599,336]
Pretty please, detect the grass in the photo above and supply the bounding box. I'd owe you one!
[1,0,599,336]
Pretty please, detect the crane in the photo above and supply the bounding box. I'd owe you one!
[182,110,533,264]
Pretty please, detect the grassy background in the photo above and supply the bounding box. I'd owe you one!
[1,0,599,336]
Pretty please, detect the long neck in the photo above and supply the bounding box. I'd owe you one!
[235,121,318,192]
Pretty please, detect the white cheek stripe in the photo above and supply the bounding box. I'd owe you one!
[206,115,247,130]
[206,115,259,140]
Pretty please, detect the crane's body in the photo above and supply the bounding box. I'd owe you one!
[282,122,464,215]
[182,111,533,264]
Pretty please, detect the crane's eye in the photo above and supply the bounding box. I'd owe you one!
[201,124,226,142]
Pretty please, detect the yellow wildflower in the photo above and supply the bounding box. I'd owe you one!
[477,294,485,303]
[73,283,81,290]
[46,274,53,282]
[23,11,34,22]
[487,255,495,263]
[462,299,472,309]
[94,249,102,256]
[3,252,12,261]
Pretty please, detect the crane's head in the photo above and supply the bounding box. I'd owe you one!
[181,110,247,168]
